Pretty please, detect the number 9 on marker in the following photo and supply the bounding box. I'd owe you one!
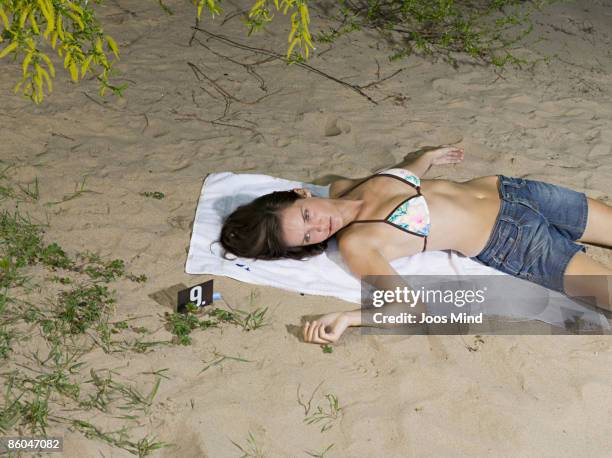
[190,286,203,307]
[177,280,213,313]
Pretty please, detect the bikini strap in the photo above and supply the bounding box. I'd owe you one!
[342,220,428,252]
[337,171,428,253]
[377,173,421,194]
[337,172,421,198]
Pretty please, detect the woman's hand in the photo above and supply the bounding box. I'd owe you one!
[422,145,464,165]
[302,311,351,344]
[397,145,464,176]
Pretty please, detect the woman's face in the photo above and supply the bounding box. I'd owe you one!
[280,191,342,247]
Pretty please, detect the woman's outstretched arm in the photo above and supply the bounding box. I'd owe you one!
[386,145,464,177]
[312,145,464,186]
[302,239,428,344]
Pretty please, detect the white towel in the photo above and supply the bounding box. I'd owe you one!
[186,172,610,332]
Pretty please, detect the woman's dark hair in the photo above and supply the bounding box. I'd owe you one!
[220,190,328,261]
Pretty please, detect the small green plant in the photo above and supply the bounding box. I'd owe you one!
[0,169,40,203]
[185,301,199,313]
[235,307,269,331]
[40,242,74,270]
[134,435,173,456]
[0,397,23,433]
[164,311,218,345]
[117,337,170,354]
[164,312,200,346]
[130,325,150,334]
[126,273,148,283]
[0,179,14,200]
[208,307,235,322]
[140,368,170,380]
[24,395,50,434]
[0,325,16,359]
[112,320,129,332]
[304,394,342,432]
[69,419,173,456]
[48,284,115,335]
[231,431,266,458]
[0,209,45,287]
[79,369,162,414]
[165,300,269,346]
[199,351,253,374]
[209,306,269,331]
[139,191,165,200]
[306,443,335,458]
[70,251,146,284]
[17,177,40,201]
[321,344,333,354]
[0,207,146,290]
[208,305,269,331]
[49,275,73,284]
[86,258,124,282]
[44,176,100,206]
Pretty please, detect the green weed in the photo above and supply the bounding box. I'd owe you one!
[164,312,217,346]
[313,0,556,70]
[49,275,73,285]
[199,351,253,374]
[140,368,170,380]
[116,338,170,354]
[40,284,115,336]
[0,168,40,203]
[79,369,162,415]
[209,305,269,331]
[0,193,163,455]
[304,394,342,433]
[306,443,335,458]
[231,431,266,458]
[69,419,173,457]
[140,191,165,200]
[44,177,100,206]
[17,177,40,202]
[21,384,51,435]
[0,210,45,287]
[0,326,16,359]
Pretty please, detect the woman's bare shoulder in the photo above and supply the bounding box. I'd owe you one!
[336,230,393,276]
[337,228,379,253]
[329,177,367,198]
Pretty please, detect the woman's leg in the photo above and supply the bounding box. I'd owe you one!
[576,197,612,247]
[564,252,612,311]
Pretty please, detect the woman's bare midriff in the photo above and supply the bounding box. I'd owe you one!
[334,174,502,260]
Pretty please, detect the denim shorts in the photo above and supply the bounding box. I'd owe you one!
[470,175,589,294]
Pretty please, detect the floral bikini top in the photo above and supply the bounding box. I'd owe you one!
[337,168,431,252]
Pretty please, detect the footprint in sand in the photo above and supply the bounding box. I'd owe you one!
[324,116,351,137]
[167,215,191,230]
[273,137,291,148]
[588,142,610,158]
[465,335,485,352]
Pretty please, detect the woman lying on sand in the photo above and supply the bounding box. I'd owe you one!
[220,146,612,343]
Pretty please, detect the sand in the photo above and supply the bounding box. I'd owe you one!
[1,0,611,456]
